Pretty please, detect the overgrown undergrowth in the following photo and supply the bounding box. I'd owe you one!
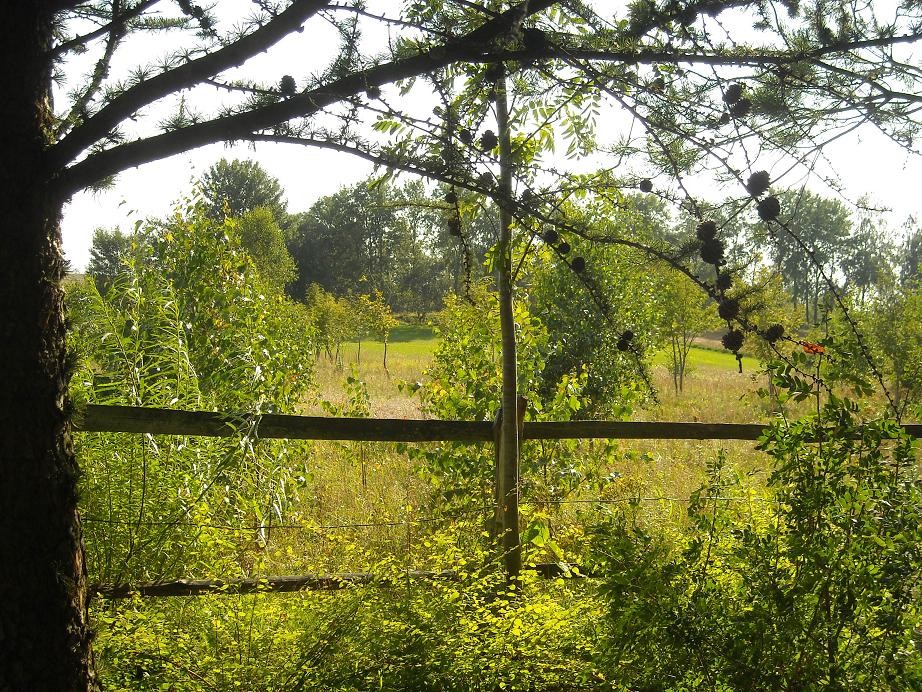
[69,208,921,690]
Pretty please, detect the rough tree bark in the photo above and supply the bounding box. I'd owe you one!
[0,3,99,689]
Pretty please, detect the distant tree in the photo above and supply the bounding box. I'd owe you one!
[398,256,450,321]
[755,190,852,324]
[289,180,419,302]
[86,227,131,290]
[841,205,894,305]
[304,284,353,365]
[236,207,297,292]
[660,272,718,393]
[200,158,288,224]
[900,218,922,285]
[865,282,922,411]
[355,290,399,369]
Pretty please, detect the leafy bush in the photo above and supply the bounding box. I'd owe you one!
[69,204,317,676]
[592,388,922,690]
[528,237,660,417]
[415,286,604,506]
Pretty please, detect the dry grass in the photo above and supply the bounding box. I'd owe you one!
[306,339,433,419]
[287,332,791,571]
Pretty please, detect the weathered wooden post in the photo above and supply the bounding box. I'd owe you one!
[494,64,522,578]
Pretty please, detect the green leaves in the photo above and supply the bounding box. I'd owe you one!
[595,388,922,690]
[68,201,315,588]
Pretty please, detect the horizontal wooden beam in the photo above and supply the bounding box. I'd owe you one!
[92,563,587,598]
[73,405,922,442]
[523,420,767,440]
[74,404,494,442]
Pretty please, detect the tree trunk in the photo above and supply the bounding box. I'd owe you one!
[0,4,99,689]
[494,67,521,579]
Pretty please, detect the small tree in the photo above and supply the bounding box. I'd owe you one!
[236,207,297,292]
[304,283,352,366]
[200,158,288,224]
[86,227,131,291]
[349,290,397,368]
[660,271,718,393]
[365,289,399,370]
[865,281,922,412]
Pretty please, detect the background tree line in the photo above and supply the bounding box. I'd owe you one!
[87,157,922,405]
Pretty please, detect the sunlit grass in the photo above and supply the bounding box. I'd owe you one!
[297,326,783,572]
[650,343,760,373]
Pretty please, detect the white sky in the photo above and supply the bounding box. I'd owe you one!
[58,1,922,270]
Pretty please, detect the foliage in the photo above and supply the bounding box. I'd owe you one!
[68,202,315,588]
[900,221,922,285]
[741,270,802,367]
[92,527,607,691]
[22,0,922,686]
[351,289,400,368]
[140,202,313,411]
[303,283,355,365]
[236,206,298,292]
[752,189,852,325]
[199,158,288,225]
[592,375,922,690]
[528,229,661,416]
[288,179,426,305]
[86,226,132,291]
[415,286,621,535]
[659,270,718,393]
[841,205,895,306]
[858,280,922,412]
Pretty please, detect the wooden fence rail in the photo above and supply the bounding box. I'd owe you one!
[76,404,921,598]
[74,404,922,442]
[93,563,586,599]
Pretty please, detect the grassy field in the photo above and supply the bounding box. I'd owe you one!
[299,323,780,570]
[313,323,768,422]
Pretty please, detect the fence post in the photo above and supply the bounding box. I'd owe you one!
[492,406,503,543]
[494,64,522,580]
[493,396,526,573]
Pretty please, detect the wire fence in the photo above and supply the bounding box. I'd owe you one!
[79,403,920,599]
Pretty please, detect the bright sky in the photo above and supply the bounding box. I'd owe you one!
[58,2,922,270]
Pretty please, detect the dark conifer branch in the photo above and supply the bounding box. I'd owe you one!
[49,0,159,59]
[51,0,333,167]
[55,0,558,196]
